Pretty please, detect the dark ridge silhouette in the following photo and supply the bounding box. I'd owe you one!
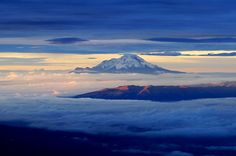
[72,82,236,102]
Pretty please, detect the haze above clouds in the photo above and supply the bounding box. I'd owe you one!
[0,53,235,72]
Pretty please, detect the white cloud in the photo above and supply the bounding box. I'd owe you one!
[0,37,47,45]
[0,95,236,137]
[81,39,156,45]
[0,71,236,138]
[5,72,19,80]
[0,57,46,65]
[1,71,236,97]
[0,38,156,45]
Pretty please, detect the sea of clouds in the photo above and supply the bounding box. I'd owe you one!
[0,71,236,137]
[0,96,236,137]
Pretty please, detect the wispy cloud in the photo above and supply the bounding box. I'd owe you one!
[0,57,46,65]
[84,39,154,45]
[146,37,236,43]
[47,37,88,44]
[198,52,236,56]
[141,51,182,56]
[142,51,236,57]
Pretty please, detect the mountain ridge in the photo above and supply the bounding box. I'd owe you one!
[73,54,182,74]
[71,81,236,102]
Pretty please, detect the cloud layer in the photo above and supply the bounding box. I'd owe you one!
[0,71,236,137]
[1,95,236,138]
[1,0,236,38]
[147,37,236,43]
[1,0,236,54]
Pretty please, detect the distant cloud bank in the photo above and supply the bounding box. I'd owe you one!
[141,52,236,56]
[146,37,236,43]
[199,52,236,56]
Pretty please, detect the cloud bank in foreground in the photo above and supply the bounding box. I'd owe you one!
[0,96,236,137]
[1,71,236,137]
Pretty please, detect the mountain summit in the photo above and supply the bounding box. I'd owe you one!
[73,54,182,74]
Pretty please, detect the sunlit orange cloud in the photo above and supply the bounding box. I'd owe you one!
[0,52,235,73]
[0,53,122,71]
[141,55,200,63]
[142,55,236,73]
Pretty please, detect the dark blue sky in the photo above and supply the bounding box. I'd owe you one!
[1,0,236,53]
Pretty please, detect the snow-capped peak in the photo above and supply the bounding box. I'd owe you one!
[95,54,156,70]
[73,54,182,74]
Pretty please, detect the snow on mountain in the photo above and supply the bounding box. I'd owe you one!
[73,54,182,74]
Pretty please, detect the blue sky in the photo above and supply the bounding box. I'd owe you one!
[1,0,236,53]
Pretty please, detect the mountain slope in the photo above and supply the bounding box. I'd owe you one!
[73,54,182,74]
[72,81,236,102]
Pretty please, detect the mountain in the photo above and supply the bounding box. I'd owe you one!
[72,54,182,74]
[72,81,236,102]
